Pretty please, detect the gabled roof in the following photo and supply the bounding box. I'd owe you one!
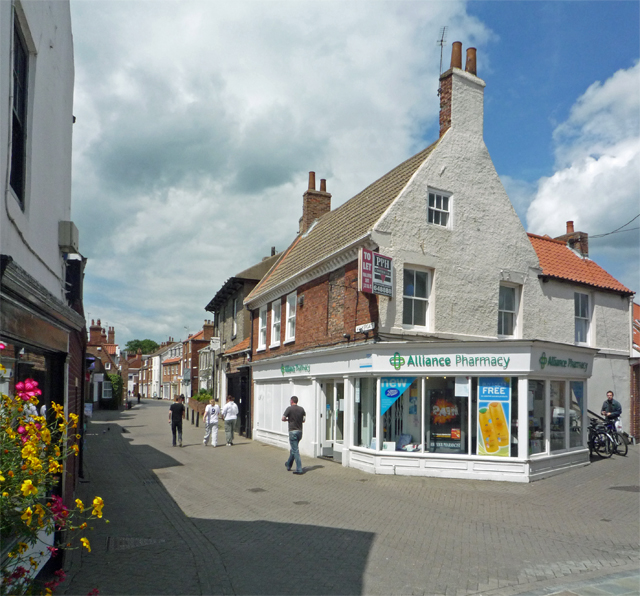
[189,330,204,341]
[162,356,181,365]
[528,233,634,295]
[247,141,439,304]
[103,344,118,355]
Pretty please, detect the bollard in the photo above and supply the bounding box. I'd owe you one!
[196,412,199,428]
[191,409,194,424]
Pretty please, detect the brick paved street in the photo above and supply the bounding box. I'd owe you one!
[60,400,639,596]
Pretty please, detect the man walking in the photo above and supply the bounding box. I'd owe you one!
[221,395,239,446]
[203,398,220,447]
[169,395,185,447]
[601,390,622,420]
[282,396,305,475]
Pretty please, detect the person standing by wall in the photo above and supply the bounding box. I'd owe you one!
[601,390,622,420]
[282,395,306,475]
[221,395,239,446]
[203,398,220,447]
[169,395,185,447]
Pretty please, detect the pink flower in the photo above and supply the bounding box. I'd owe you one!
[17,426,26,435]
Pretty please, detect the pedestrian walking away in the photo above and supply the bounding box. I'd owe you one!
[203,398,220,447]
[282,395,305,474]
[221,395,239,446]
[601,390,622,420]
[169,395,185,447]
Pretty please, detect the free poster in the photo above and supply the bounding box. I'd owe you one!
[477,377,511,457]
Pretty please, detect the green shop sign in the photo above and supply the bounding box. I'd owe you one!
[539,352,587,371]
[281,363,311,376]
[389,352,511,371]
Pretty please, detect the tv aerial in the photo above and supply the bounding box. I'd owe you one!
[437,26,448,96]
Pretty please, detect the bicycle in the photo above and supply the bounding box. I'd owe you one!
[588,418,613,458]
[602,417,628,456]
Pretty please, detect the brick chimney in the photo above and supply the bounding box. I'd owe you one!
[107,326,115,344]
[439,42,484,138]
[89,319,102,346]
[299,172,331,234]
[203,319,215,341]
[554,220,589,257]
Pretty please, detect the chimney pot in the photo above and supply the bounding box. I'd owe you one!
[308,171,316,191]
[451,41,462,69]
[320,179,327,192]
[566,221,574,234]
[271,246,276,256]
[465,48,477,75]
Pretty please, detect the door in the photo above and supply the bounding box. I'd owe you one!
[321,381,345,461]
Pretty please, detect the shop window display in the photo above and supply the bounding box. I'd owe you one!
[381,378,421,451]
[550,381,567,452]
[528,380,546,455]
[569,381,584,448]
[425,377,465,453]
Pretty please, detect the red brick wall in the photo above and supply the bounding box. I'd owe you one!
[631,363,639,439]
[439,73,452,137]
[252,260,379,362]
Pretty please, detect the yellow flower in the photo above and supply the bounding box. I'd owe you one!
[45,589,53,596]
[71,444,79,455]
[0,471,4,482]
[0,363,5,374]
[52,403,64,416]
[21,507,33,526]
[75,498,85,510]
[92,496,104,518]
[17,542,28,554]
[69,413,79,428]
[81,537,91,552]
[41,428,51,444]
[2,492,8,497]
[21,479,38,496]
[75,434,81,440]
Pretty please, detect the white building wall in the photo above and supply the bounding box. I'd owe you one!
[0,0,74,298]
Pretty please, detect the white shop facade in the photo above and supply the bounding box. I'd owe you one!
[252,340,597,482]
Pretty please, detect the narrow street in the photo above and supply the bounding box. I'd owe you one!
[61,400,639,596]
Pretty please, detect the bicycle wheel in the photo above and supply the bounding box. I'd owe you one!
[613,432,628,456]
[592,431,614,458]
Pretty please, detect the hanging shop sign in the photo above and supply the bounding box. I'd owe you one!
[476,377,511,457]
[359,248,393,297]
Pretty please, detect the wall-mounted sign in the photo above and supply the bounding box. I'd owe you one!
[356,322,376,333]
[389,352,511,371]
[359,248,393,297]
[280,363,311,376]
[538,352,587,371]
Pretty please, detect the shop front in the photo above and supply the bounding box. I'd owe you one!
[252,341,596,482]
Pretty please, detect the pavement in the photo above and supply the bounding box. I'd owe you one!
[59,399,640,596]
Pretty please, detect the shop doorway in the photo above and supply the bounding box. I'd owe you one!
[321,380,344,462]
[227,369,251,438]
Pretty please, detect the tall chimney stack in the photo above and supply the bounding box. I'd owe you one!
[554,220,589,257]
[299,171,331,234]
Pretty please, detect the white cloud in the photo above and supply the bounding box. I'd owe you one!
[70,1,490,343]
[526,61,640,294]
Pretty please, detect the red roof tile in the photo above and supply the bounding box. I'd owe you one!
[528,233,633,295]
[225,337,250,355]
[103,344,118,355]
[163,357,181,364]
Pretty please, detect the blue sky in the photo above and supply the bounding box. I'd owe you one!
[69,1,639,345]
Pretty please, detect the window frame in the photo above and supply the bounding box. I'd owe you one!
[285,292,297,343]
[10,13,29,208]
[232,298,238,338]
[257,305,268,351]
[402,267,431,329]
[498,283,520,338]
[427,190,451,228]
[270,301,281,348]
[574,292,590,345]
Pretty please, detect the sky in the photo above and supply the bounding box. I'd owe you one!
[69,0,640,346]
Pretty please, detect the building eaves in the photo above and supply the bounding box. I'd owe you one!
[246,140,439,306]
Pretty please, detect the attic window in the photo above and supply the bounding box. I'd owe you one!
[428,191,450,227]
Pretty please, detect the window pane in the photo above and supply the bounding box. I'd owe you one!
[440,212,448,227]
[434,211,440,226]
[403,270,415,297]
[575,319,588,343]
[428,210,434,223]
[500,286,515,311]
[425,377,464,454]
[550,381,566,452]
[499,312,514,336]
[528,380,546,455]
[436,194,442,209]
[415,271,428,298]
[429,193,434,207]
[356,378,377,448]
[402,298,413,325]
[413,299,426,326]
[569,381,584,448]
[442,196,449,211]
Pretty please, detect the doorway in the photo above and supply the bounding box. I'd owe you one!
[321,380,344,462]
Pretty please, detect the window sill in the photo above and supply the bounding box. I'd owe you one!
[269,343,280,349]
[255,347,266,353]
[284,338,295,345]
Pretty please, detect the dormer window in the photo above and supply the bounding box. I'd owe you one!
[428,191,450,227]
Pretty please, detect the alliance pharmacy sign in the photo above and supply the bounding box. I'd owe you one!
[389,352,511,371]
[359,248,393,297]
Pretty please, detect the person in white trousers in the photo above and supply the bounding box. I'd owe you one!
[203,398,220,447]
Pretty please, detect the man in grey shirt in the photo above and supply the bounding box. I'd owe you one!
[282,396,306,474]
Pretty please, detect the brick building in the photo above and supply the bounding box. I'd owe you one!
[244,43,634,482]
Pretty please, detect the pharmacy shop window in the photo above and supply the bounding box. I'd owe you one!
[381,377,422,452]
[424,377,466,454]
[355,377,377,449]
[528,380,546,455]
[471,377,518,457]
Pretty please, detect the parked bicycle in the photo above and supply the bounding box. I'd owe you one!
[602,417,628,456]
[588,417,613,458]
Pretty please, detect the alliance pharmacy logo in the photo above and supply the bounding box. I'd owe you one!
[390,352,405,370]
[539,352,548,370]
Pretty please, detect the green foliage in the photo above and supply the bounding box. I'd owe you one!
[124,339,159,354]
[106,373,124,409]
[193,389,212,403]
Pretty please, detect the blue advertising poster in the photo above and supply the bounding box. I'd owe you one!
[380,377,415,415]
[477,377,511,457]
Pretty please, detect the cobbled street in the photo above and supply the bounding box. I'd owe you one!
[60,400,639,596]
